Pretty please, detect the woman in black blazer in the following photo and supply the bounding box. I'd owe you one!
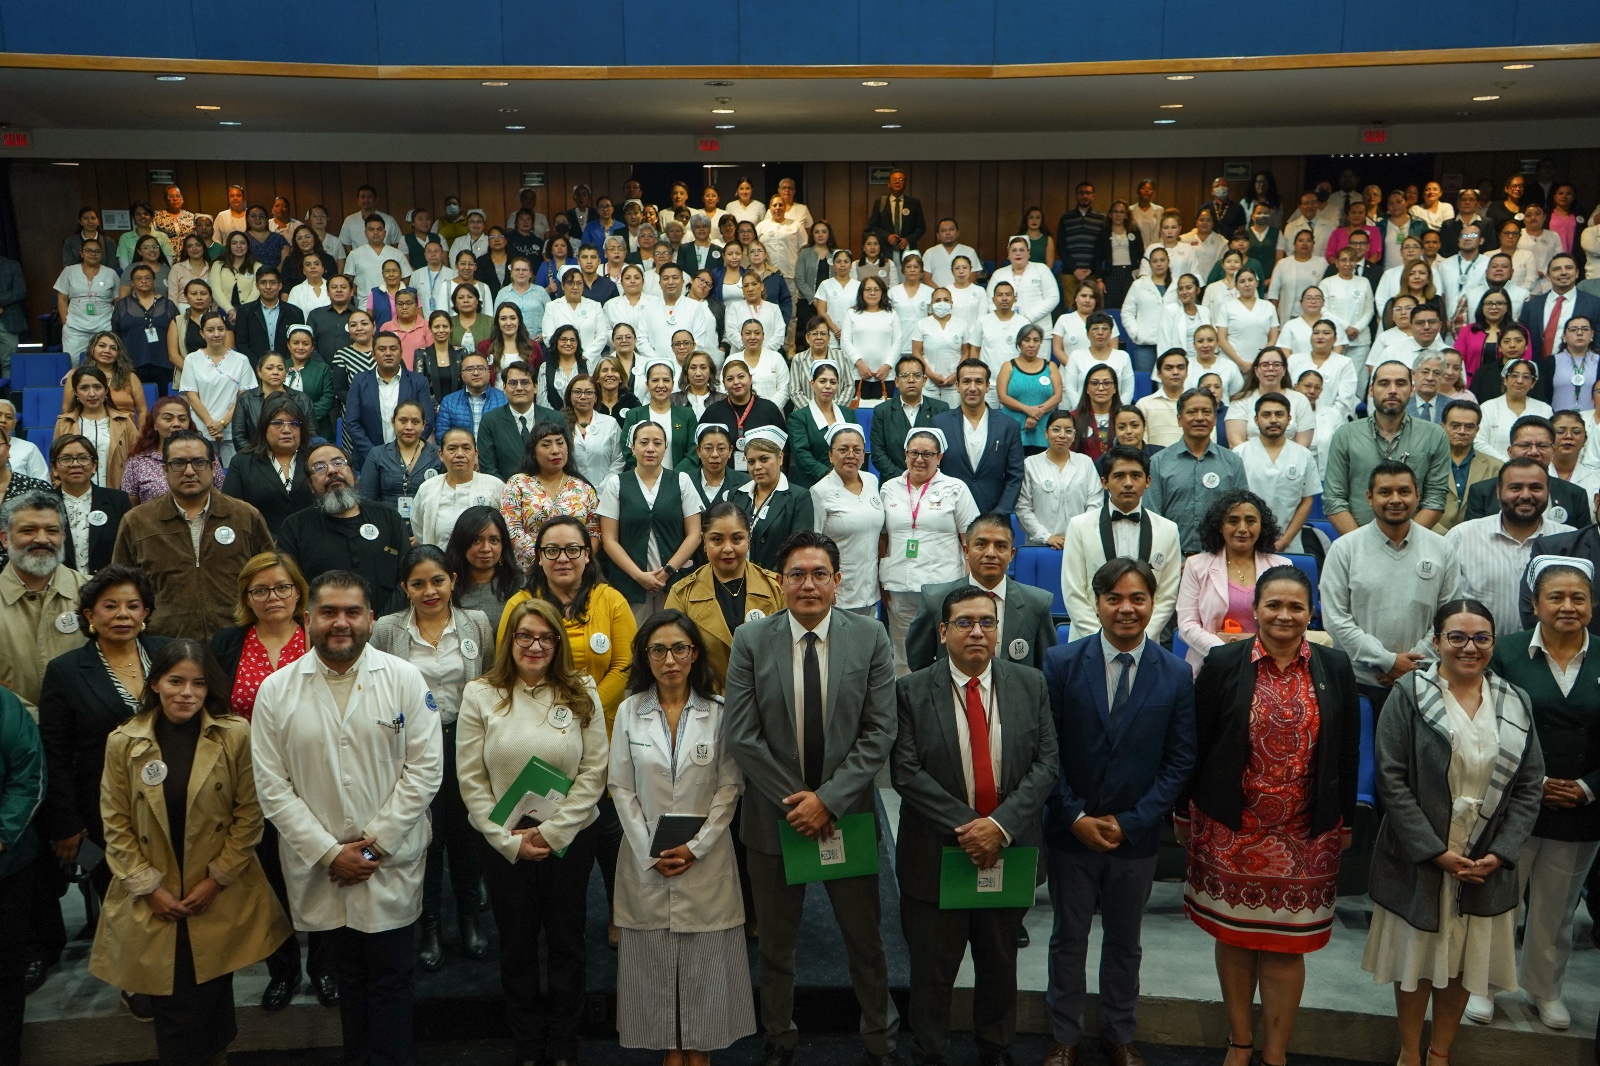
[1092,200,1146,310]
[37,565,167,899]
[732,427,814,572]
[50,432,131,576]
[222,392,316,538]
[1176,565,1359,1066]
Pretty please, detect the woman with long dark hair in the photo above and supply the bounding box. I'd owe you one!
[444,504,521,635]
[221,392,315,537]
[119,395,222,503]
[1070,363,1122,462]
[501,421,599,573]
[543,324,589,410]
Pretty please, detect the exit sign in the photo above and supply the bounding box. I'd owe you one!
[1,131,30,149]
[1362,128,1387,144]
[697,138,719,153]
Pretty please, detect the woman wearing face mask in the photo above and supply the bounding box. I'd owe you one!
[1015,410,1101,549]
[997,325,1062,455]
[599,420,706,623]
[1363,599,1543,1065]
[911,288,968,406]
[1157,274,1211,364]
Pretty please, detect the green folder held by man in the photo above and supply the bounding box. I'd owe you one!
[778,811,878,884]
[938,846,1038,909]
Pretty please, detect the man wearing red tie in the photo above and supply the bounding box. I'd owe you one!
[1522,254,1600,401]
[891,586,1059,1066]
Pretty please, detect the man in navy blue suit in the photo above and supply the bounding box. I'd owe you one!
[932,359,1025,514]
[1040,558,1196,1066]
[342,330,434,470]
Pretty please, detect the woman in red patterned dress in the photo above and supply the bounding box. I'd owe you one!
[1175,565,1360,1066]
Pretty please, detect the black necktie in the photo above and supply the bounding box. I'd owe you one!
[518,414,528,437]
[1110,652,1134,732]
[803,632,824,791]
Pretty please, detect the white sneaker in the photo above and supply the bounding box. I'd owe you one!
[1528,993,1571,1029]
[1464,993,1495,1023]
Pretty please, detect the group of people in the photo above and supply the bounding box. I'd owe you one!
[0,167,1594,1066]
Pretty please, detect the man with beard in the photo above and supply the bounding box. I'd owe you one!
[110,430,272,641]
[1323,361,1452,533]
[277,443,407,612]
[1446,457,1572,637]
[251,570,442,1066]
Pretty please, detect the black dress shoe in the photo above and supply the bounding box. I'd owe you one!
[260,975,300,1012]
[120,992,154,1022]
[1016,926,1030,948]
[22,961,48,996]
[313,974,340,1007]
[418,917,443,971]
[762,1047,794,1066]
[458,912,488,959]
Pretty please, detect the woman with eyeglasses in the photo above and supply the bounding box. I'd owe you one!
[609,609,755,1062]
[458,597,609,1066]
[220,392,315,538]
[564,373,625,488]
[443,505,521,640]
[47,434,128,575]
[373,545,494,972]
[789,315,855,405]
[502,420,600,574]
[1363,599,1543,1065]
[230,351,315,449]
[1474,344,1548,462]
[1224,348,1315,448]
[808,423,883,616]
[543,324,590,411]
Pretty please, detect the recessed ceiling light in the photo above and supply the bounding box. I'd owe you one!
[498,108,519,113]
[1503,63,1534,70]
[194,104,221,111]
[218,120,242,126]
[714,124,736,130]
[482,80,509,87]
[154,75,186,82]
[711,108,735,114]
[874,108,898,113]
[862,80,889,87]
[881,124,902,129]
[504,125,526,130]
[705,80,733,87]
[1159,104,1183,109]
[52,161,79,167]
[1165,74,1194,81]
[1153,118,1177,124]
[1472,94,1500,101]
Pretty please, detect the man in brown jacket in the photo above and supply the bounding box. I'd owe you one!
[110,430,272,641]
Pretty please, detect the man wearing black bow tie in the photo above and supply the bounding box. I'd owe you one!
[1059,446,1182,641]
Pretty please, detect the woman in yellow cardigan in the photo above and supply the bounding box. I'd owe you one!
[91,638,290,1064]
[495,513,635,944]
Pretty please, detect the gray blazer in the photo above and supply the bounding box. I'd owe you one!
[371,605,493,717]
[904,577,1058,673]
[890,659,1058,903]
[1370,668,1544,932]
[724,608,898,856]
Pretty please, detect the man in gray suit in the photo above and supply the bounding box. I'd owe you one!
[892,586,1058,1066]
[725,529,900,1066]
[905,512,1058,673]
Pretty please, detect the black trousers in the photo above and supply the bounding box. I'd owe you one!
[422,722,481,920]
[328,923,419,1066]
[592,794,622,917]
[151,920,236,1065]
[258,821,332,983]
[24,829,65,967]
[479,823,598,1062]
[0,863,31,1066]
[901,893,1024,1063]
[137,365,175,397]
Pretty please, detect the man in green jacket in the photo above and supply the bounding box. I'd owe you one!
[869,354,949,479]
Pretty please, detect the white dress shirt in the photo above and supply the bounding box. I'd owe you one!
[338,210,401,250]
[1100,632,1145,707]
[810,471,885,611]
[922,243,982,288]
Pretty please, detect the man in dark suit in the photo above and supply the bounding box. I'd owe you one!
[932,359,1025,514]
[869,354,948,478]
[235,268,305,363]
[1465,415,1590,528]
[1521,255,1600,395]
[906,512,1057,673]
[474,360,562,481]
[865,170,926,255]
[725,530,900,1066]
[342,331,434,471]
[1041,559,1196,1066]
[892,586,1058,1066]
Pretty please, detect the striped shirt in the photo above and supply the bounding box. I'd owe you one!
[1445,513,1573,639]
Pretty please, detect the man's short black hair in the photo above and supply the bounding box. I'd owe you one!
[1498,456,1548,485]
[1510,414,1555,444]
[161,429,214,463]
[1098,444,1150,478]
[1092,557,1156,597]
[308,569,373,610]
[774,530,840,575]
[940,585,997,624]
[1367,459,1417,492]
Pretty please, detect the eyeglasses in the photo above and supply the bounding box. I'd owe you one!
[783,568,835,585]
[832,444,865,456]
[538,544,587,560]
[309,457,350,475]
[896,371,926,381]
[164,457,212,470]
[946,617,998,632]
[55,455,94,467]
[1443,631,1494,649]
[247,582,298,601]
[646,641,695,661]
[513,631,559,649]
[905,449,939,461]
[267,419,303,430]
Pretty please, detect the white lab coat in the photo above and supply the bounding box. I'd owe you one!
[608,690,745,932]
[251,646,443,934]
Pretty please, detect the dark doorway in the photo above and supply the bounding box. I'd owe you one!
[1304,154,1438,197]
[623,162,808,211]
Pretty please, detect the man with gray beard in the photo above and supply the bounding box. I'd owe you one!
[277,443,408,613]
[0,490,83,713]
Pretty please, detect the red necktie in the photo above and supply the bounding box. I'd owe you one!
[964,677,998,816]
[1544,294,1565,358]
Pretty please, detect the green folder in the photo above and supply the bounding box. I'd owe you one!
[778,811,878,884]
[938,846,1038,909]
[489,753,575,857]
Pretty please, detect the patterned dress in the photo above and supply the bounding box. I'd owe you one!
[500,473,600,573]
[1184,638,1343,953]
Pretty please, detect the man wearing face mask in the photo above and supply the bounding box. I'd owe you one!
[277,444,408,610]
[434,196,468,246]
[1204,178,1246,240]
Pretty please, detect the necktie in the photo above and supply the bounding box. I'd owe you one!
[892,197,901,231]
[963,677,998,816]
[1544,294,1565,358]
[518,413,528,437]
[1109,652,1134,733]
[802,632,824,791]
[1111,510,1140,522]
[1421,400,1432,421]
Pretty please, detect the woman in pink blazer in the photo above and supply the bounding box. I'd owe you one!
[1176,488,1289,675]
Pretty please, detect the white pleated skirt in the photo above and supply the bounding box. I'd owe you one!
[616,926,756,1051]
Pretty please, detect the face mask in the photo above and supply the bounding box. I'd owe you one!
[1212,187,1229,199]
[1316,188,1331,202]
[931,301,952,317]
[445,204,460,218]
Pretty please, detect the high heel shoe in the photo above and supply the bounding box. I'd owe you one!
[1426,1047,1449,1062]
[1222,1040,1252,1065]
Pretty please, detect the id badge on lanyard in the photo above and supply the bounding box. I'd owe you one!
[905,475,932,558]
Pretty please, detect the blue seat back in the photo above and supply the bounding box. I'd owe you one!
[1282,553,1321,618]
[1012,545,1067,617]
[1056,623,1072,644]
[1133,371,1153,400]
[1309,493,1324,519]
[10,353,69,390]
[1357,696,1377,807]
[21,387,60,432]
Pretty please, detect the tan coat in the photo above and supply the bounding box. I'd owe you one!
[664,561,785,693]
[0,562,89,713]
[53,409,138,488]
[90,711,290,995]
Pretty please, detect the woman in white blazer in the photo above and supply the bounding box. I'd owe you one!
[609,609,755,1060]
[1121,247,1180,372]
[1174,489,1290,676]
[457,597,609,1066]
[1015,411,1103,546]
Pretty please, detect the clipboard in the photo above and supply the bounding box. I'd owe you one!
[649,813,707,857]
[938,846,1038,909]
[778,811,878,884]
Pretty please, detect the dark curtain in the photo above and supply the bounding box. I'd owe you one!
[0,162,20,262]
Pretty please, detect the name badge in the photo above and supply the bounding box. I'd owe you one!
[360,522,380,541]
[213,525,235,545]
[1550,505,1568,524]
[691,741,714,766]
[590,631,611,654]
[88,509,108,527]
[1202,471,1221,489]
[460,637,479,659]
[976,858,1006,893]
[870,495,882,509]
[817,832,847,866]
[1040,478,1055,492]
[397,496,415,518]
[140,760,168,786]
[1417,560,1437,580]
[905,537,920,559]
[745,608,765,622]
[550,705,573,729]
[422,468,438,479]
[1008,637,1029,660]
[144,326,160,344]
[55,612,80,634]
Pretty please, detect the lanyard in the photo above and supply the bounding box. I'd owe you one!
[730,397,757,435]
[905,475,933,534]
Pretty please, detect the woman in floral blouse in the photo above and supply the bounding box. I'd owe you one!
[500,420,600,573]
[119,395,224,504]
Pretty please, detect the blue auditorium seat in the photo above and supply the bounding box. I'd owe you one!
[1056,623,1072,644]
[21,387,60,431]
[1282,553,1321,619]
[1133,371,1153,399]
[1012,545,1067,618]
[1357,696,1376,807]
[10,353,69,390]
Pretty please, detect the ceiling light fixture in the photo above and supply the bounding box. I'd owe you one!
[218,120,242,126]
[1165,74,1194,81]
[705,80,733,87]
[862,80,889,87]
[1159,104,1183,109]
[194,104,221,111]
[154,75,186,82]
[52,161,80,167]
[874,108,898,113]
[1502,63,1534,70]
[1472,94,1500,101]
[714,124,736,129]
[1153,118,1177,124]
[711,108,735,114]
[481,80,509,87]
[498,108,519,113]
[504,124,526,130]
[881,124,902,129]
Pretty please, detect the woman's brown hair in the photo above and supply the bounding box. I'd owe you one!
[481,597,596,725]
